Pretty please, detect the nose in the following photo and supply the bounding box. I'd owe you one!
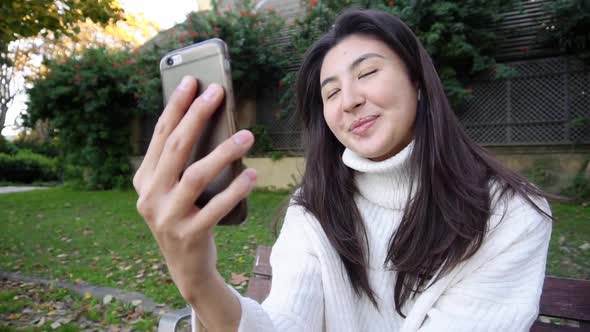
[341,83,365,113]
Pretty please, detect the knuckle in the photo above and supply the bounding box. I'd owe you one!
[182,167,206,189]
[136,194,155,219]
[165,134,186,153]
[132,171,144,193]
[215,139,241,161]
[132,176,141,193]
[154,118,167,136]
[192,99,215,120]
[151,219,169,234]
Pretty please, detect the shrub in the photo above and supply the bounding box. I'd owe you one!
[12,138,59,158]
[248,125,274,156]
[539,0,590,63]
[562,175,590,201]
[0,150,58,183]
[562,160,590,201]
[0,136,17,155]
[24,47,137,190]
[279,0,517,115]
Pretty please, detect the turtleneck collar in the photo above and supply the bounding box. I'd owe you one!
[342,140,416,210]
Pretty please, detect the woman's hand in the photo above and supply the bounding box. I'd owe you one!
[132,76,257,304]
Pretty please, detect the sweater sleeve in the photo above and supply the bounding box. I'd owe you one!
[416,196,552,332]
[191,202,324,332]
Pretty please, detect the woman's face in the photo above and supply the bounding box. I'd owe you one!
[320,34,417,161]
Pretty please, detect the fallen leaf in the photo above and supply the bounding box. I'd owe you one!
[58,317,72,324]
[7,313,21,320]
[84,292,92,300]
[131,299,142,306]
[230,273,249,286]
[35,317,46,327]
[50,321,61,329]
[103,294,114,305]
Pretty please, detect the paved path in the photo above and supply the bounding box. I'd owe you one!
[0,186,50,194]
[0,270,176,316]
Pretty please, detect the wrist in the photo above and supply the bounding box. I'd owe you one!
[189,270,226,305]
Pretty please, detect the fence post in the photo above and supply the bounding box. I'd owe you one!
[506,79,512,144]
[564,58,571,143]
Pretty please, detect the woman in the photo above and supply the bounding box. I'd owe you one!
[133,9,555,332]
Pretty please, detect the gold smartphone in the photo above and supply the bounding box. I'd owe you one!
[159,39,247,226]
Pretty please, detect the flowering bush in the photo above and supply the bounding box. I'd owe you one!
[162,0,288,98]
[124,0,289,118]
[23,1,291,189]
[25,47,137,189]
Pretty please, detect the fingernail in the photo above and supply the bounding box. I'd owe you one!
[243,168,257,183]
[202,84,221,100]
[233,130,252,145]
[178,76,193,90]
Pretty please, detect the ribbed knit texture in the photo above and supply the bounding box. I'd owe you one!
[192,140,552,332]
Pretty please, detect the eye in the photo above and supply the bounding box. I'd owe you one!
[327,89,340,100]
[359,69,378,79]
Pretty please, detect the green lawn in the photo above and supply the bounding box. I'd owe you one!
[0,187,588,313]
[0,187,289,308]
[546,203,590,279]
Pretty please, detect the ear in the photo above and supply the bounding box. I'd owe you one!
[414,81,421,101]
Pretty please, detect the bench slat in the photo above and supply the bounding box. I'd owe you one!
[246,275,272,303]
[531,321,588,332]
[245,246,590,331]
[539,276,590,322]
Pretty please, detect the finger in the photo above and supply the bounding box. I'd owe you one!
[152,83,225,189]
[138,76,197,178]
[191,168,257,230]
[170,129,254,210]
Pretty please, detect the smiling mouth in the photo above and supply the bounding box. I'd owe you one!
[349,115,380,132]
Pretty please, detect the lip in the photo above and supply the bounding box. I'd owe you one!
[349,115,380,132]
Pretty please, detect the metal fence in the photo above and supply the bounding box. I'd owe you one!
[459,56,589,146]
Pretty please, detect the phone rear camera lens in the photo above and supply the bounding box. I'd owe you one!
[166,57,174,66]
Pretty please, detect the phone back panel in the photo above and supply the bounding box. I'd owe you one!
[160,39,247,225]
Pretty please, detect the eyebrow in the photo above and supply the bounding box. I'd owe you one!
[320,53,385,88]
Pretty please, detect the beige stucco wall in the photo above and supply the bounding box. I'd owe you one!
[486,145,590,193]
[129,156,305,190]
[243,157,305,190]
[130,145,589,192]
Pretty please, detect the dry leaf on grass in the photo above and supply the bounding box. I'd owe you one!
[230,273,249,286]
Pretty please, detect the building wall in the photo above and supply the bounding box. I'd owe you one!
[486,145,590,194]
[131,145,589,193]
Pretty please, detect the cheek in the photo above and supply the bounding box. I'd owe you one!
[374,79,416,119]
[323,107,340,131]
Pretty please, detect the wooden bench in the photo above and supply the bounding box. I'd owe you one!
[159,246,590,331]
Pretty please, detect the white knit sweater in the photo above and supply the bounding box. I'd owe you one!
[192,140,552,332]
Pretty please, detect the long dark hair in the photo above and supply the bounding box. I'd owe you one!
[291,9,558,317]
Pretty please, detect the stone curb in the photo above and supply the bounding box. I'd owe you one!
[0,186,50,194]
[0,270,183,316]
